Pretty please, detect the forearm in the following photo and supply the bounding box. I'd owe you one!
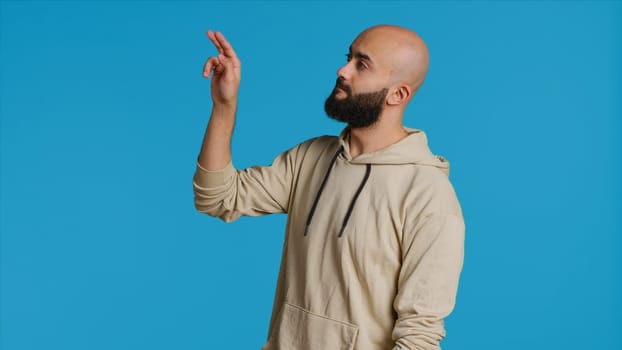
[198,101,237,170]
[198,30,241,170]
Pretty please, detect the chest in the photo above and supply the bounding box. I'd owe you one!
[288,160,415,268]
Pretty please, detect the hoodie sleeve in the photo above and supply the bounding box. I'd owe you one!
[392,212,465,350]
[192,143,302,223]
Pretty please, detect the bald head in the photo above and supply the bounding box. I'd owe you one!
[353,25,429,93]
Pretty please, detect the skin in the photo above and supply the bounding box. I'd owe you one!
[336,25,430,157]
[197,25,429,169]
[198,30,240,170]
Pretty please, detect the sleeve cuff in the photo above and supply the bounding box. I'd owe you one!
[193,161,236,188]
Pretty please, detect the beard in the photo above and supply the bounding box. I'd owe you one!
[324,79,388,128]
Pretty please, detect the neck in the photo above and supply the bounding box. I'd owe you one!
[348,120,408,158]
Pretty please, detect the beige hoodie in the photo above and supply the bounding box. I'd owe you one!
[193,127,464,350]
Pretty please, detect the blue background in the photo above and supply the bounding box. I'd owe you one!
[1,1,620,349]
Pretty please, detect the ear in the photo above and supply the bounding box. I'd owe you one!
[386,84,412,106]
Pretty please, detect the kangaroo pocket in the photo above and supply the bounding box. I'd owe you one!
[262,302,359,350]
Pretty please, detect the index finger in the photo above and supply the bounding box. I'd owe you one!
[214,31,239,62]
[206,30,224,54]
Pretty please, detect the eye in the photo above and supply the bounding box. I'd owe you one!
[345,53,367,71]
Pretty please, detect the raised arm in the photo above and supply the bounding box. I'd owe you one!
[198,30,241,170]
[193,30,298,222]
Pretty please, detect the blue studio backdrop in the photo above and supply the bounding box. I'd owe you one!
[1,1,620,349]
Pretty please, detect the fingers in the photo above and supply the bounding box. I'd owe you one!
[214,32,239,64]
[218,54,236,75]
[202,56,220,78]
[203,55,236,79]
[206,30,224,55]
[205,30,240,67]
[203,30,241,79]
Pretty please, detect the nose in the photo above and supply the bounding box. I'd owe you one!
[337,62,352,80]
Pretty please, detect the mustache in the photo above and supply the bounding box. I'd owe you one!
[334,78,352,94]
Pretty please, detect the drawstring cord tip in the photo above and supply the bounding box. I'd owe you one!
[338,226,346,238]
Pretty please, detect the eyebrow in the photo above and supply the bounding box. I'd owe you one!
[349,46,374,65]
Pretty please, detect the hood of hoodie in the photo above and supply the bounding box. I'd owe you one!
[337,127,451,176]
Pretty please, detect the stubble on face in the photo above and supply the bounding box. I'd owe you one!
[324,78,388,129]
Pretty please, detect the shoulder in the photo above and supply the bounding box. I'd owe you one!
[290,135,340,158]
[406,165,463,218]
[298,135,339,149]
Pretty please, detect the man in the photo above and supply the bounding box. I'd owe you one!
[193,25,464,350]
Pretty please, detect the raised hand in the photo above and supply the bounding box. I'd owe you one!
[203,30,241,107]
